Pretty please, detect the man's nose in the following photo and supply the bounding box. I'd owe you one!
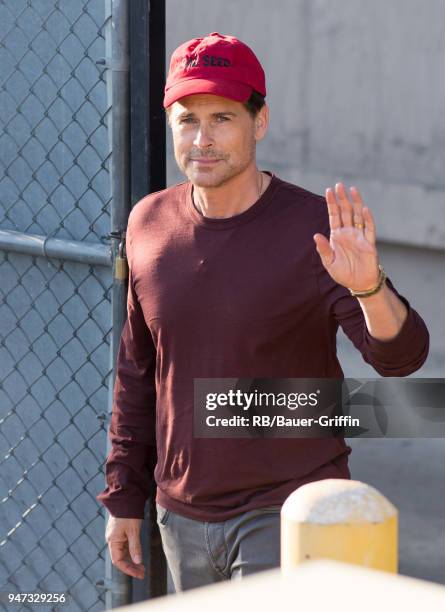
[193,124,214,148]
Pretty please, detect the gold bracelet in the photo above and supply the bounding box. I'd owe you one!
[348,264,387,298]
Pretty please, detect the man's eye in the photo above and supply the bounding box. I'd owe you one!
[216,116,229,122]
[180,117,196,124]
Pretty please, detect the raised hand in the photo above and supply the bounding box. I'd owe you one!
[313,182,380,292]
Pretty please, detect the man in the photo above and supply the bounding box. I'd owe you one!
[96,32,429,591]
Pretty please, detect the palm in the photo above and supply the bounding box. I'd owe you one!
[314,183,380,292]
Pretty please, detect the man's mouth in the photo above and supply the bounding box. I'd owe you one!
[190,158,221,164]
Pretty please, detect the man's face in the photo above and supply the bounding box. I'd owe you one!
[167,93,268,188]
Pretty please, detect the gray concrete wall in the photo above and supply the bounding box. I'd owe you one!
[166,0,445,378]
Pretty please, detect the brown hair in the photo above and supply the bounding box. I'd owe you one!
[242,89,266,118]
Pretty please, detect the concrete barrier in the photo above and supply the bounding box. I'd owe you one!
[116,559,445,611]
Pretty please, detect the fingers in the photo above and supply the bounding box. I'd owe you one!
[325,188,342,231]
[363,205,376,245]
[109,539,145,579]
[334,183,354,227]
[106,518,145,580]
[326,183,370,237]
[313,233,335,268]
[128,534,143,565]
[350,185,376,244]
[349,185,365,229]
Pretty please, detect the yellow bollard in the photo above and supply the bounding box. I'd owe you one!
[281,478,398,574]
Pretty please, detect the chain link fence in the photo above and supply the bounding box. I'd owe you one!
[0,0,114,609]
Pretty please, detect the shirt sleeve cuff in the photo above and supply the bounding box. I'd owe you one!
[96,489,147,519]
[362,291,420,360]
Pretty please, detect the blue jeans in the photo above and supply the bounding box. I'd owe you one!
[155,502,281,592]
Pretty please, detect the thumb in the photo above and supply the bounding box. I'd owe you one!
[313,233,334,269]
[127,532,143,565]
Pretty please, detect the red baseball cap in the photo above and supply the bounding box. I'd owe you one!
[163,32,266,108]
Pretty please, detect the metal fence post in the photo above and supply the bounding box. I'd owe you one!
[102,0,167,606]
[129,0,167,602]
[103,0,132,608]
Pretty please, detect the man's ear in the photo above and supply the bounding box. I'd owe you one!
[254,104,269,141]
[165,108,171,127]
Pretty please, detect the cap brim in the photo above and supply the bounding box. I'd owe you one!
[163,78,253,108]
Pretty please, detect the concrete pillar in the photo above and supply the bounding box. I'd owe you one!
[281,478,398,573]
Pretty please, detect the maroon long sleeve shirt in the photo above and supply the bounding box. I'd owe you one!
[96,171,430,521]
